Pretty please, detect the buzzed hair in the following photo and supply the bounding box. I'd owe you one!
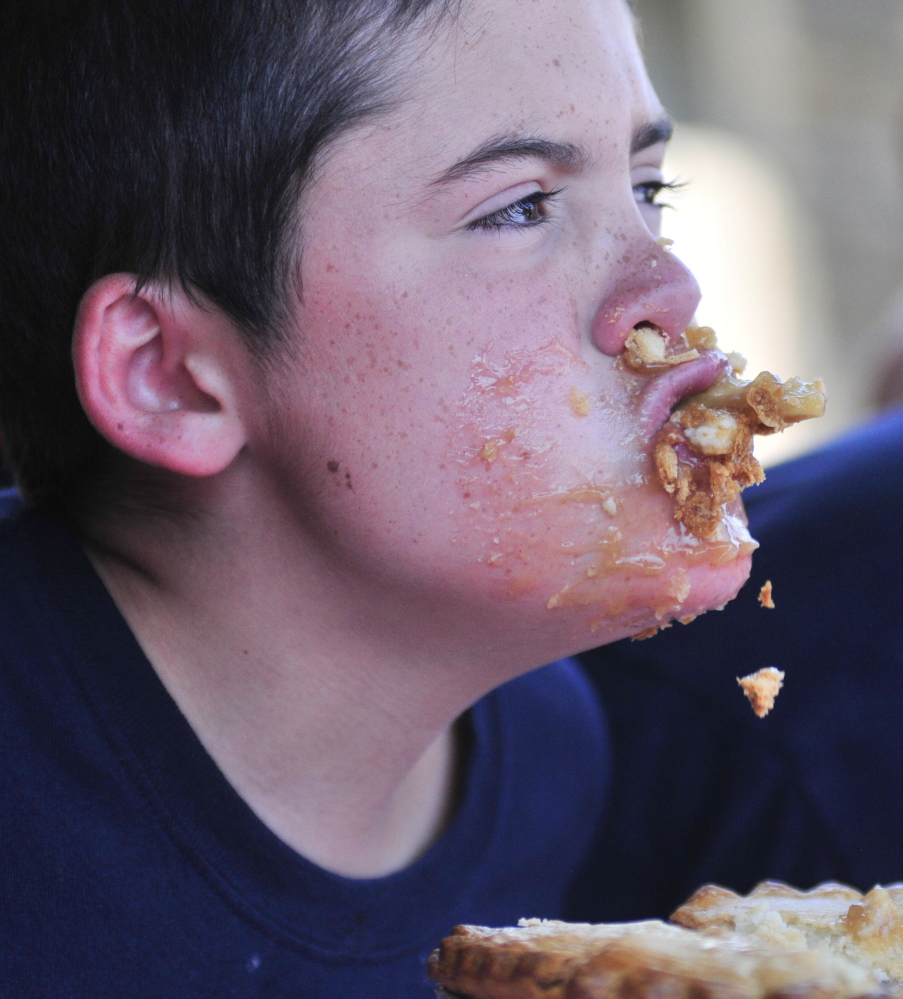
[0,0,460,519]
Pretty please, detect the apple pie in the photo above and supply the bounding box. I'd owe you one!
[672,880,903,984]
[429,881,903,999]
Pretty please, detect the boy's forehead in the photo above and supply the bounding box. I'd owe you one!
[449,0,641,90]
[346,0,658,188]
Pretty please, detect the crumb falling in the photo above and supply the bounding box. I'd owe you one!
[758,580,775,609]
[737,667,785,718]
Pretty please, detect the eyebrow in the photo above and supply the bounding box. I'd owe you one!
[430,117,674,188]
[430,135,590,187]
[631,117,673,154]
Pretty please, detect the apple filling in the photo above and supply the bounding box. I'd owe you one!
[632,326,827,541]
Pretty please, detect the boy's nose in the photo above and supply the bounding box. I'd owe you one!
[590,242,702,356]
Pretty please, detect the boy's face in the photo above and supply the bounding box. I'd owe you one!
[256,0,753,654]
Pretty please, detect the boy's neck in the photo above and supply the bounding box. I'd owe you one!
[80,480,501,878]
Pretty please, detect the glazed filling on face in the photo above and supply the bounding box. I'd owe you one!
[627,325,827,541]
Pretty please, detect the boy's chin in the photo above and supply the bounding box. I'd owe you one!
[630,552,754,643]
[674,551,754,622]
[560,548,754,650]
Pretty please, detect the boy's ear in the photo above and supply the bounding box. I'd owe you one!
[73,274,247,476]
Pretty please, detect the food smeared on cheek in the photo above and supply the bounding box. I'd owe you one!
[449,340,621,606]
[568,386,591,417]
[477,429,517,464]
[447,338,756,636]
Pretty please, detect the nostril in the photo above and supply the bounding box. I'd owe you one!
[590,251,701,356]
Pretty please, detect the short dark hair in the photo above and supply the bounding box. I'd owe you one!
[0,0,458,517]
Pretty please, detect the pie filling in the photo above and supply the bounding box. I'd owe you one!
[626,325,827,542]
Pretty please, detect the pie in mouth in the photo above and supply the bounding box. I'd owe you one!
[624,325,827,541]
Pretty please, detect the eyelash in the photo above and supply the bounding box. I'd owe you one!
[634,179,682,209]
[468,188,564,232]
[468,178,682,232]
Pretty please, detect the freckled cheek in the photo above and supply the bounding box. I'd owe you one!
[301,286,440,407]
[306,268,571,439]
[293,284,486,514]
[446,340,638,574]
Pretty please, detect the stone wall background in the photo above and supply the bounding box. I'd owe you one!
[633,0,903,442]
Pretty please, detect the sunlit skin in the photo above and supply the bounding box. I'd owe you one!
[79,0,753,878]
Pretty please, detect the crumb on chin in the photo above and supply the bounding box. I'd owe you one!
[568,386,592,417]
[737,666,784,717]
[631,621,672,641]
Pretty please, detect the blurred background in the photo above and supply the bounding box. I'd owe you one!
[634,0,903,464]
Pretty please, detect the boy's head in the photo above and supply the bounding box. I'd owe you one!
[0,0,752,653]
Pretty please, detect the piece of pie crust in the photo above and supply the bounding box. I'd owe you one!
[429,914,891,999]
[429,881,903,999]
[672,881,903,984]
[737,667,785,718]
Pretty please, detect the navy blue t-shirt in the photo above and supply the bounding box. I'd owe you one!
[0,509,608,997]
[570,410,903,922]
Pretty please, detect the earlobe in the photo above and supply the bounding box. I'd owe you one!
[73,274,247,477]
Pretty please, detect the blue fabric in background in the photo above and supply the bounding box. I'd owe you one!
[570,409,903,921]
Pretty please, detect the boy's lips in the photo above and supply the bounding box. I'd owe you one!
[638,351,731,436]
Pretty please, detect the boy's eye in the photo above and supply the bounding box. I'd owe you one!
[633,179,680,209]
[468,189,563,232]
